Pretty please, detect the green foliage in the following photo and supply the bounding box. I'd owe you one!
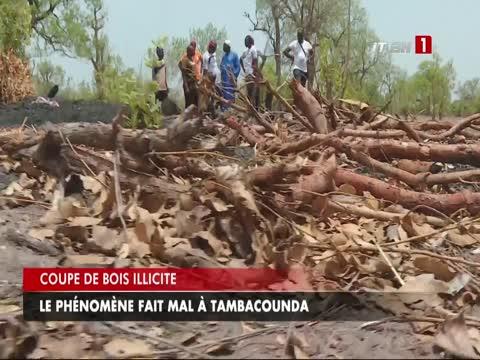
[120,82,163,129]
[0,0,32,56]
[451,78,480,116]
[101,56,162,128]
[189,23,228,52]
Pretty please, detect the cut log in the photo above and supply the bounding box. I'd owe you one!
[334,169,480,215]
[420,113,480,141]
[290,80,329,134]
[341,129,406,139]
[291,152,336,203]
[362,139,480,167]
[1,114,204,156]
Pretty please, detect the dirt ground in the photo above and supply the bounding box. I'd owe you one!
[0,101,449,358]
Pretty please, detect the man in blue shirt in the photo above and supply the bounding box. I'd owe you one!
[220,40,240,111]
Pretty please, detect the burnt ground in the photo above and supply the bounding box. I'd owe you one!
[0,97,124,128]
[0,101,443,359]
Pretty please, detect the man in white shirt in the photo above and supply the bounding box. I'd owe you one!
[240,35,262,110]
[202,40,221,114]
[283,29,313,87]
[202,40,221,84]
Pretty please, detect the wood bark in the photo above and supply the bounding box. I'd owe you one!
[334,169,480,215]
[290,80,329,134]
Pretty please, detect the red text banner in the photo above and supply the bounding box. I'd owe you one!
[23,268,313,292]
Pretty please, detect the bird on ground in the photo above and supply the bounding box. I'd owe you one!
[47,85,59,99]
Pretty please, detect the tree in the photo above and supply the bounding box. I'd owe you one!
[413,53,455,119]
[26,0,85,57]
[0,0,32,56]
[451,78,480,116]
[69,0,111,99]
[189,23,227,53]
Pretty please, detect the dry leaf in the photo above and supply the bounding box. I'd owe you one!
[448,273,471,295]
[413,256,456,282]
[126,229,151,258]
[135,212,157,243]
[89,226,121,254]
[104,338,152,358]
[194,231,230,257]
[28,228,55,240]
[285,328,310,359]
[231,180,260,215]
[434,313,480,359]
[338,183,356,195]
[61,254,115,267]
[69,217,102,227]
[174,210,202,237]
[0,304,20,314]
[447,230,478,247]
[398,274,449,308]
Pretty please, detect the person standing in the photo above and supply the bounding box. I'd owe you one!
[152,47,168,103]
[240,35,262,110]
[220,40,240,111]
[202,40,221,114]
[202,40,220,84]
[178,45,199,108]
[283,29,313,87]
[180,40,203,82]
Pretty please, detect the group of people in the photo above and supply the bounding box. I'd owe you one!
[151,29,313,113]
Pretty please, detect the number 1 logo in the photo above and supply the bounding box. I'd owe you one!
[415,35,432,54]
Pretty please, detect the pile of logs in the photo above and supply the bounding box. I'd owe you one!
[2,80,480,222]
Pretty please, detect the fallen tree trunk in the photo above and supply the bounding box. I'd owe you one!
[275,135,480,167]
[290,80,329,134]
[362,139,480,166]
[333,144,480,189]
[1,112,204,156]
[341,129,406,139]
[334,169,480,215]
[419,113,480,141]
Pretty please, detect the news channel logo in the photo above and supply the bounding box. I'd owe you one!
[369,35,432,55]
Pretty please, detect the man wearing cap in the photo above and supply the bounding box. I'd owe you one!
[240,35,262,110]
[180,40,203,82]
[283,29,313,87]
[202,40,221,114]
[220,40,240,111]
[202,40,220,83]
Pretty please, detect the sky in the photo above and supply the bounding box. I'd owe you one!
[51,0,479,87]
